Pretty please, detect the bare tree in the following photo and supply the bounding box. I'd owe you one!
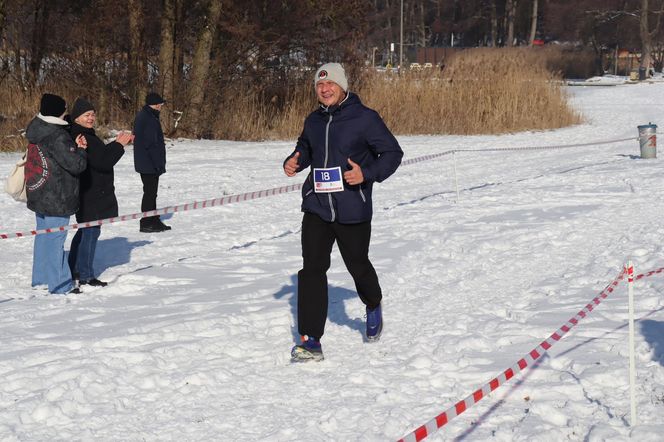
[529,0,539,45]
[416,0,427,48]
[128,0,146,111]
[639,0,664,72]
[490,0,498,46]
[184,0,222,136]
[28,0,50,84]
[0,0,6,40]
[158,0,177,133]
[506,0,516,46]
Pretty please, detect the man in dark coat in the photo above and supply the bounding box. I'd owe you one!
[283,63,404,362]
[133,92,171,233]
[68,98,133,287]
[25,93,88,294]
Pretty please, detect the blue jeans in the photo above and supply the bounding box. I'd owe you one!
[32,213,74,294]
[68,226,101,281]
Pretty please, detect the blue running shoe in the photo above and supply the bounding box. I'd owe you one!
[291,336,324,362]
[366,304,383,342]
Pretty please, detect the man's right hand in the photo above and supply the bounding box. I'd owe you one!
[284,151,300,177]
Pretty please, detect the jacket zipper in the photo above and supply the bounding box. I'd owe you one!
[324,113,335,222]
[305,174,313,196]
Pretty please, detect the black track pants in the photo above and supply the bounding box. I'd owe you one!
[297,212,382,339]
[140,173,160,225]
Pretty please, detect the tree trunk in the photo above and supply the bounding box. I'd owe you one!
[529,0,538,46]
[418,1,426,48]
[158,0,176,133]
[0,0,7,41]
[490,0,498,47]
[506,0,516,47]
[128,0,146,111]
[29,0,50,84]
[640,0,653,72]
[0,0,6,75]
[386,0,393,60]
[639,0,664,75]
[185,0,222,137]
[174,0,185,92]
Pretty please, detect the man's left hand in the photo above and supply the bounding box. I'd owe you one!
[343,158,364,185]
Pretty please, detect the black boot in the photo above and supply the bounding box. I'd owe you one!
[140,217,164,233]
[156,218,172,231]
[80,278,108,287]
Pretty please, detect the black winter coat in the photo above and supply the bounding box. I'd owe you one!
[133,105,166,175]
[25,116,87,216]
[70,123,125,223]
[285,93,403,224]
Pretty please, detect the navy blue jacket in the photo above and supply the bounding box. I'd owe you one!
[286,93,403,224]
[133,105,166,175]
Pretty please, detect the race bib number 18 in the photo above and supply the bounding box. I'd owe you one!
[313,166,344,193]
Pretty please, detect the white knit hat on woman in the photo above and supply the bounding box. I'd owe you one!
[314,63,348,92]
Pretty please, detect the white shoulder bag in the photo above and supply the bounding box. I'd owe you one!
[4,150,27,202]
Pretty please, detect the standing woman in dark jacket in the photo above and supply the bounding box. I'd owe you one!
[68,98,133,287]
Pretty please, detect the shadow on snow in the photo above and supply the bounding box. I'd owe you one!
[273,274,364,344]
[92,236,151,276]
[641,319,664,366]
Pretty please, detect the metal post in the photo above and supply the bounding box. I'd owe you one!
[627,261,637,426]
[400,0,404,70]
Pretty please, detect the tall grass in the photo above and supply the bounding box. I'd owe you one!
[0,48,581,151]
[222,48,581,140]
[358,48,582,135]
[0,82,45,152]
[208,80,317,141]
[0,80,133,152]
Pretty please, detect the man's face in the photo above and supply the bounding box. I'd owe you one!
[316,80,345,107]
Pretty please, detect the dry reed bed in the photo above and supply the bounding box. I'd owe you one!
[0,48,581,151]
[360,48,581,136]
[214,48,581,139]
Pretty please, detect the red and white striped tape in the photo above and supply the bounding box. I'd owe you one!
[399,136,633,166]
[397,265,664,442]
[634,266,664,280]
[0,183,302,240]
[453,136,634,153]
[0,135,632,240]
[401,150,455,166]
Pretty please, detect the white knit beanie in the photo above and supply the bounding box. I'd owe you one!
[314,63,348,92]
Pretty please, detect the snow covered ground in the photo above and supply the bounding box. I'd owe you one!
[568,72,664,86]
[0,81,663,441]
